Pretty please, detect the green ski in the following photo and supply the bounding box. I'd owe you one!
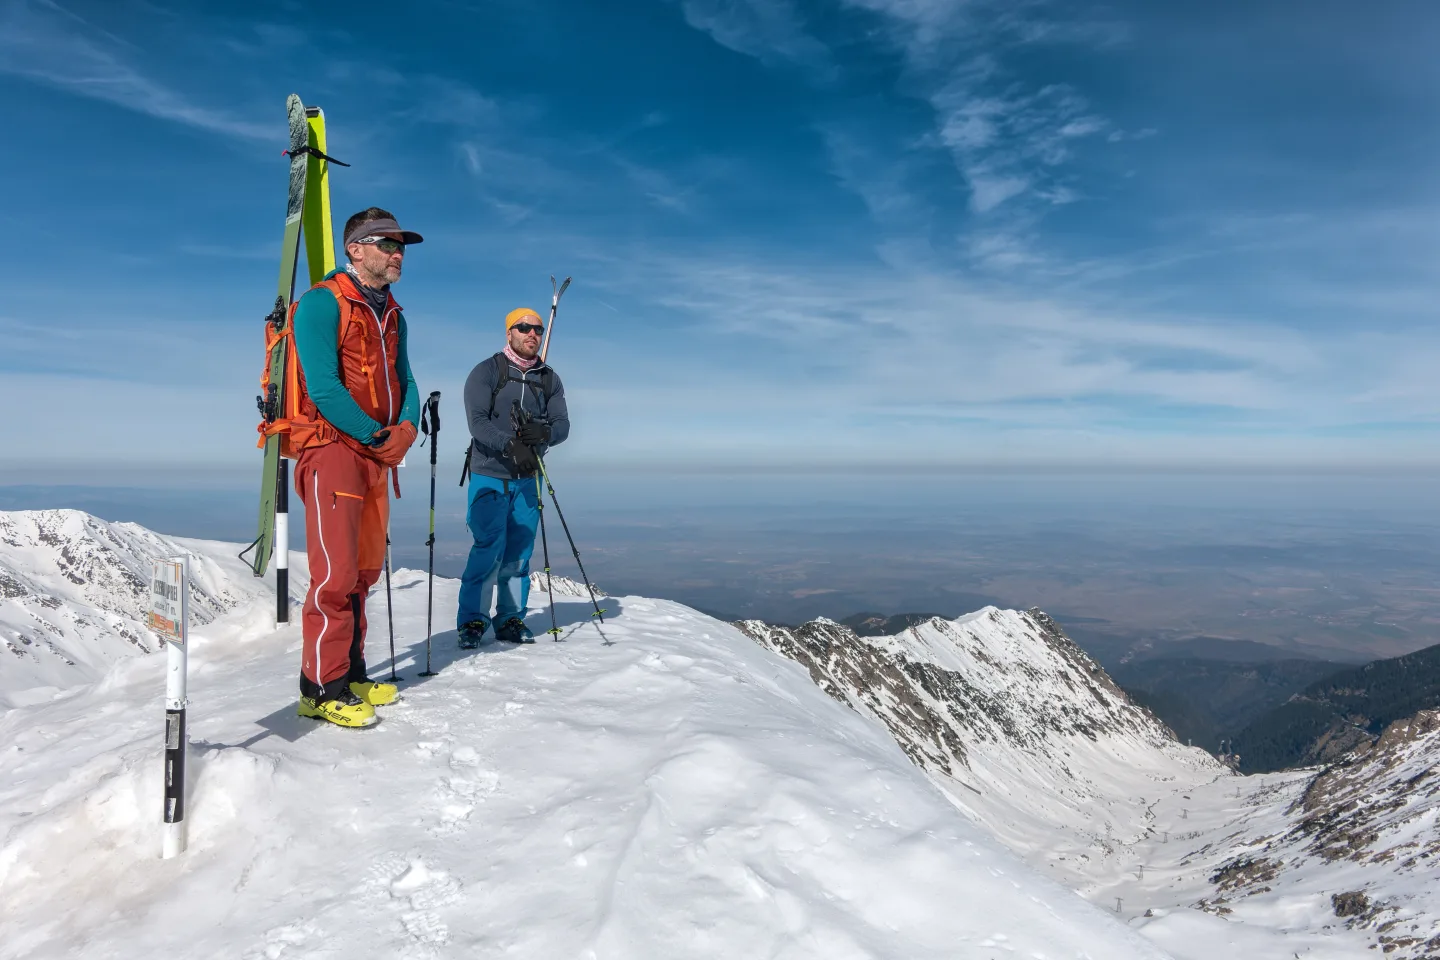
[242,94,311,625]
[242,93,349,623]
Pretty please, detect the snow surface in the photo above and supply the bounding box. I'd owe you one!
[873,616,1440,960]
[0,517,1173,960]
[739,608,1421,959]
[0,510,279,709]
[6,511,1432,959]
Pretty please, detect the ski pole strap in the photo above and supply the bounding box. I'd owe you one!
[423,391,441,465]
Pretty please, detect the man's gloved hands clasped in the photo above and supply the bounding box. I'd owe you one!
[515,419,551,447]
[370,421,418,467]
[504,438,540,475]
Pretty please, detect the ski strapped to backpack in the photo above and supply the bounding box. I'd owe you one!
[241,95,342,619]
[457,353,558,486]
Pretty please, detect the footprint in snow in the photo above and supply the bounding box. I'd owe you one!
[389,859,461,945]
[243,919,319,959]
[448,745,480,767]
[432,769,500,835]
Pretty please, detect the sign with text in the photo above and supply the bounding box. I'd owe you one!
[148,559,185,643]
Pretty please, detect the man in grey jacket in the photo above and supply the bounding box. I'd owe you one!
[456,307,570,647]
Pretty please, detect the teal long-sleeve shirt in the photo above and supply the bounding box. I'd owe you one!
[292,276,420,443]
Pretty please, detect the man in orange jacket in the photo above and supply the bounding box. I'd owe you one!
[289,207,422,727]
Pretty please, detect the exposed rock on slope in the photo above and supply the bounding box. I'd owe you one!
[1169,710,1440,959]
[736,607,1221,857]
[0,509,275,707]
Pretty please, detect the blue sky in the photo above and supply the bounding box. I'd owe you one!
[3,0,1439,473]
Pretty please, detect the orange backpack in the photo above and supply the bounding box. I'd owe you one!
[255,284,372,459]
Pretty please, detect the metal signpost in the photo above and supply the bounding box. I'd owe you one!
[149,557,189,859]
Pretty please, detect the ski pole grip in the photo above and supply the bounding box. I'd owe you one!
[426,391,440,466]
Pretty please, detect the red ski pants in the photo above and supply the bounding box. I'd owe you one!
[296,442,389,697]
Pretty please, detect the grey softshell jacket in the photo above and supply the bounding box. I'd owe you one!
[463,353,570,480]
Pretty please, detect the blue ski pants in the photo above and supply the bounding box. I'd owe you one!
[456,474,539,629]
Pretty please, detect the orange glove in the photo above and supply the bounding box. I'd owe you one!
[370,421,417,467]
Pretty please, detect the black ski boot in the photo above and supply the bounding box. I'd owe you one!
[495,618,535,644]
[457,618,490,650]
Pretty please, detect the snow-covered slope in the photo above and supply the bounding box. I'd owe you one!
[737,609,1439,958]
[737,610,1222,863]
[1121,710,1440,960]
[0,510,281,709]
[0,518,1170,960]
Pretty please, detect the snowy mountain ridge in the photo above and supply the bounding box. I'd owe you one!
[735,604,1440,959]
[736,608,1222,855]
[3,510,1436,958]
[0,509,276,708]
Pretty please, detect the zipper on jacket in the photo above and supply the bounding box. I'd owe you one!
[347,292,397,425]
[512,363,544,420]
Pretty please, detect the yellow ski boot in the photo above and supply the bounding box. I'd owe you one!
[350,678,399,707]
[298,689,377,728]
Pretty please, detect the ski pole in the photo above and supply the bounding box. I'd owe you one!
[538,275,570,364]
[536,457,606,624]
[419,391,441,677]
[384,520,400,682]
[535,468,562,640]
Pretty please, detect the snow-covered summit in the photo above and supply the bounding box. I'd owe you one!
[0,509,276,708]
[0,514,1171,959]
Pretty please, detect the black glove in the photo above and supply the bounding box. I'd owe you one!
[505,438,540,475]
[515,419,551,447]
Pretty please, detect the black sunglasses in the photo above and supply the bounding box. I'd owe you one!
[511,322,544,334]
[353,236,405,254]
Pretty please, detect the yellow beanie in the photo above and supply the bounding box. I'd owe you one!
[505,307,543,330]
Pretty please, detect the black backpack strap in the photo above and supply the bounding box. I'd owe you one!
[487,353,510,417]
[458,442,472,487]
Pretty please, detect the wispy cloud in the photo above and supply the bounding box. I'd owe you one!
[589,229,1426,433]
[0,0,272,140]
[842,0,1121,217]
[666,0,1133,264]
[673,0,837,82]
[611,156,697,213]
[550,238,1440,466]
[932,80,1106,213]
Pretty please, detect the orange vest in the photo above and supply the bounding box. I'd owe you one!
[258,272,404,460]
